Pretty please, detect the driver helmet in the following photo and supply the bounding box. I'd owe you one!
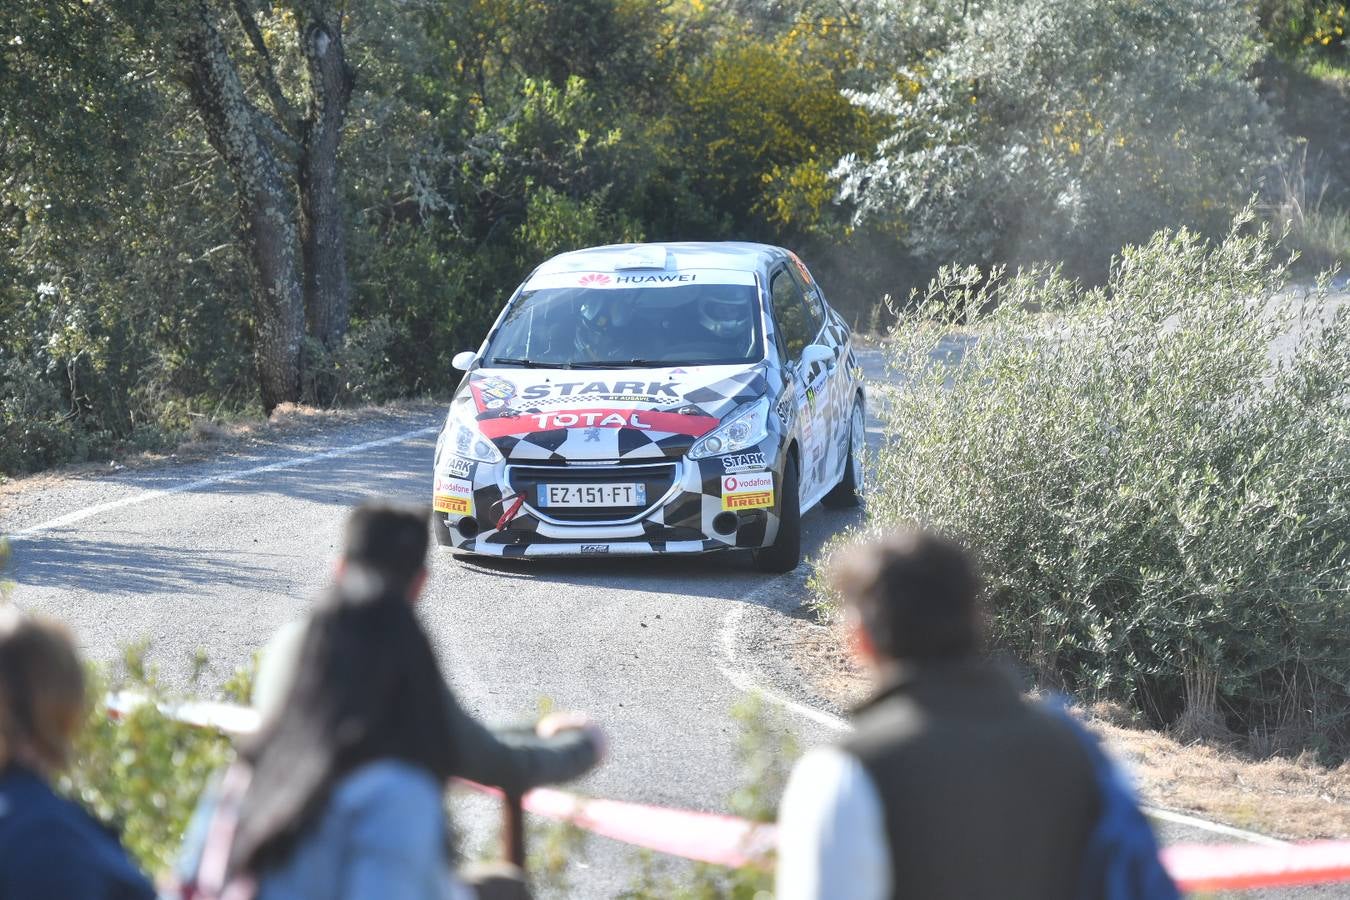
[697,289,750,338]
[575,293,632,357]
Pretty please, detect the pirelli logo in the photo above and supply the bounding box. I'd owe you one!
[721,473,774,511]
[434,494,472,515]
[724,490,773,510]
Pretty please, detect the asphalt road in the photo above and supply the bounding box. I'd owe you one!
[0,399,875,895]
[1,343,1336,897]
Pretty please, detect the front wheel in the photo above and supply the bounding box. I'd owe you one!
[822,399,865,509]
[753,457,801,573]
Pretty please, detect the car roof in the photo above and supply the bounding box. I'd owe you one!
[532,242,789,277]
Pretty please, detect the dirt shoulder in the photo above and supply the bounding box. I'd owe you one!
[744,586,1349,842]
[0,399,447,502]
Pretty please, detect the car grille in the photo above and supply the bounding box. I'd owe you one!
[507,461,679,523]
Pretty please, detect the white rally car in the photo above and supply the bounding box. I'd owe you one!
[432,242,865,572]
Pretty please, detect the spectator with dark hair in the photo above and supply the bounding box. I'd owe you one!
[250,500,602,796]
[226,575,480,898]
[0,608,155,900]
[775,530,1115,900]
[179,501,600,899]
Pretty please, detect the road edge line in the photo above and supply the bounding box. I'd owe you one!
[1143,807,1289,847]
[7,424,439,539]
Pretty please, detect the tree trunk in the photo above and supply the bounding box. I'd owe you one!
[177,5,304,414]
[238,188,305,414]
[298,13,354,358]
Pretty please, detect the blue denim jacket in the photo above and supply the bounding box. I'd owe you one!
[254,760,472,900]
[0,764,155,900]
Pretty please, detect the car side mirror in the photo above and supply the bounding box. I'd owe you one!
[452,350,478,371]
[799,344,834,368]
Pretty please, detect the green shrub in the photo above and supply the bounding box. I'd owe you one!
[830,208,1350,757]
[517,186,643,264]
[302,315,411,407]
[1260,0,1348,54]
[0,357,81,475]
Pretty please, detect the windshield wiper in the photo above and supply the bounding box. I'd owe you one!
[484,357,566,369]
[569,359,671,369]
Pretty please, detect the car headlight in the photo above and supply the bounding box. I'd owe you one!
[442,404,503,465]
[688,397,770,460]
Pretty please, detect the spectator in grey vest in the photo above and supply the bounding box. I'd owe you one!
[776,531,1099,900]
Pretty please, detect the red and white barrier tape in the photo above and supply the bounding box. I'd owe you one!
[461,779,778,870]
[1161,841,1350,893]
[105,693,1350,891]
[107,691,262,734]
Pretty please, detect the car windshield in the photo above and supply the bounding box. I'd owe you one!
[480,282,764,368]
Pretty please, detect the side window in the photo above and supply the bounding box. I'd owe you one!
[788,266,825,338]
[770,270,811,360]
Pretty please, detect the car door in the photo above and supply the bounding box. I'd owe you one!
[768,266,830,501]
[788,257,852,491]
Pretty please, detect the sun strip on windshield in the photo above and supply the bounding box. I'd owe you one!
[523,268,758,292]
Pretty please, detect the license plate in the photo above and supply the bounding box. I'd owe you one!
[537,483,646,508]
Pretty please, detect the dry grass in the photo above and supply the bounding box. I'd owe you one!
[794,619,1350,840]
[1092,716,1350,840]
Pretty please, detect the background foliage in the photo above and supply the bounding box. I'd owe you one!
[826,209,1349,759]
[837,0,1282,274]
[6,0,1345,476]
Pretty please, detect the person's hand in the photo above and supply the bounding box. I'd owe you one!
[536,711,607,762]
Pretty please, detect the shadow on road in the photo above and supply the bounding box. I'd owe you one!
[9,532,281,595]
[199,441,433,510]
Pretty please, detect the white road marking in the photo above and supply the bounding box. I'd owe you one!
[6,425,439,540]
[719,582,1288,846]
[719,666,848,731]
[718,589,849,733]
[1142,807,1288,846]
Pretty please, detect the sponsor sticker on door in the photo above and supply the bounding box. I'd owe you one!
[721,472,774,511]
[434,477,474,516]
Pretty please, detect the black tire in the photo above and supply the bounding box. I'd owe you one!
[753,456,801,573]
[822,398,865,509]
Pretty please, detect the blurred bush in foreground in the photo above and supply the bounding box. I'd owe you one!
[59,646,241,876]
[620,694,792,898]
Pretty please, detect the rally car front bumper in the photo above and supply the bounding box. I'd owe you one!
[432,449,782,559]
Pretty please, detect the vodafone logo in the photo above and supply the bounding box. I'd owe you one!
[578,273,612,286]
[722,473,771,493]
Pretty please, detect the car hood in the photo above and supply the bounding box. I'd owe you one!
[457,363,770,461]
